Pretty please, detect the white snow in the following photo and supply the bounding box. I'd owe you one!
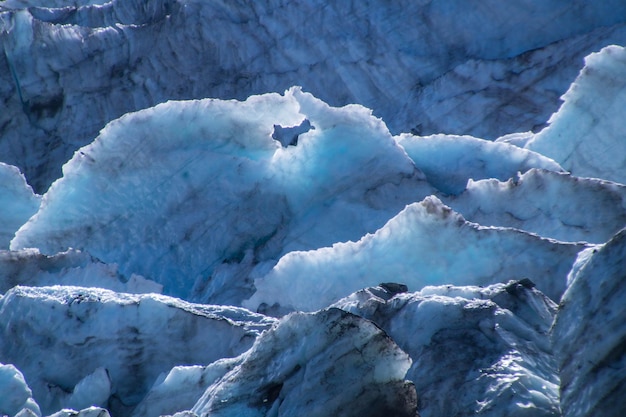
[245,196,584,313]
[526,45,626,184]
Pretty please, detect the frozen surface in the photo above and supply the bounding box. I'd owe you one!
[445,169,626,243]
[332,281,559,417]
[397,133,563,195]
[48,408,111,417]
[526,45,626,184]
[191,308,416,417]
[2,0,626,191]
[0,286,275,416]
[1,4,625,415]
[551,228,626,417]
[132,360,239,417]
[245,196,585,313]
[0,249,162,295]
[11,88,432,303]
[0,363,41,417]
[0,163,40,248]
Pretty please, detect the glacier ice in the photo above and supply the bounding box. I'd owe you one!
[1,3,626,414]
[191,308,417,417]
[332,281,560,417]
[10,87,433,303]
[48,408,111,417]
[0,163,40,249]
[526,45,626,184]
[245,196,585,313]
[445,169,626,243]
[396,133,563,195]
[552,229,626,417]
[2,0,626,191]
[131,360,240,417]
[0,249,162,294]
[0,286,275,415]
[0,363,41,417]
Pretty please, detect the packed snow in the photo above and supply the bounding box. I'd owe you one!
[1,1,626,417]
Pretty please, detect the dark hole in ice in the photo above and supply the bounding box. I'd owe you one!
[380,282,409,294]
[256,381,283,407]
[505,278,536,295]
[27,93,64,120]
[272,119,314,147]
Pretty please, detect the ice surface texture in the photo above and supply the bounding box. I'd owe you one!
[527,45,626,184]
[10,87,433,303]
[190,308,416,417]
[333,281,560,417]
[1,5,626,414]
[552,229,626,417]
[0,249,162,294]
[2,0,626,191]
[245,196,585,313]
[0,163,40,248]
[0,286,275,415]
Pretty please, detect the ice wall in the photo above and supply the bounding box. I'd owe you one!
[10,88,433,302]
[526,45,626,184]
[2,0,626,191]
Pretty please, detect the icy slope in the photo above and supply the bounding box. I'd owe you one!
[552,229,626,417]
[0,286,275,416]
[0,363,41,417]
[11,88,433,303]
[445,169,626,244]
[0,163,40,248]
[1,22,626,415]
[0,249,162,294]
[526,45,626,184]
[245,196,584,313]
[190,308,416,417]
[2,0,626,191]
[396,133,563,195]
[333,281,559,417]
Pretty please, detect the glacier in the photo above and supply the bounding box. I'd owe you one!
[1,1,626,417]
[2,0,626,192]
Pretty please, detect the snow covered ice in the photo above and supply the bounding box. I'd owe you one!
[2,1,626,416]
